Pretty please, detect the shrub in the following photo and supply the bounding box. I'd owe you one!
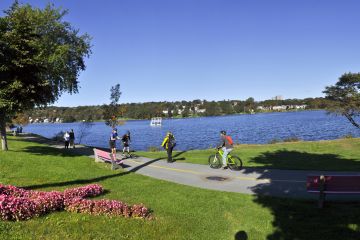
[268,139,281,144]
[63,184,103,200]
[0,184,151,221]
[148,146,160,152]
[283,137,301,142]
[342,133,354,139]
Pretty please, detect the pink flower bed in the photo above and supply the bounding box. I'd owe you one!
[0,184,151,221]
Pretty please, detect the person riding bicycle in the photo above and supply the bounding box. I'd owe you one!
[217,130,234,169]
[121,131,131,154]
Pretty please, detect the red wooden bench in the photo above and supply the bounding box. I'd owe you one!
[307,175,360,208]
[93,148,124,170]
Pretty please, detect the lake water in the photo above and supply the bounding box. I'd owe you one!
[23,110,360,151]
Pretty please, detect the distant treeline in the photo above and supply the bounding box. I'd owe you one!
[25,97,331,123]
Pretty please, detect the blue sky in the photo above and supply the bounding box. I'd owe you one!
[2,0,360,106]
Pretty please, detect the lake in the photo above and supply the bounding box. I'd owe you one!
[23,110,360,151]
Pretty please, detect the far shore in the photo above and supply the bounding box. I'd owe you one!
[26,108,323,124]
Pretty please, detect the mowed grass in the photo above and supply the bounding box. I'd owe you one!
[0,136,359,240]
[137,138,360,171]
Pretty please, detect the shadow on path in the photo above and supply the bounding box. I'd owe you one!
[245,150,360,239]
[170,150,187,162]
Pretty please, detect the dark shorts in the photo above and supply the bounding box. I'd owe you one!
[109,140,116,149]
[123,141,129,147]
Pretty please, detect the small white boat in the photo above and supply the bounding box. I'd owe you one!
[150,117,162,126]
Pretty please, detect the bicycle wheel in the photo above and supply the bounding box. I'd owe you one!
[208,153,222,169]
[228,155,243,170]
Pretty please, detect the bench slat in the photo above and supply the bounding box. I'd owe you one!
[307,175,360,193]
[93,148,123,164]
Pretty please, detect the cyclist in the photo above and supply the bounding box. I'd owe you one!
[109,128,120,155]
[121,131,131,155]
[217,130,234,169]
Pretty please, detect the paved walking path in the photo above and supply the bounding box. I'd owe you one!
[121,156,360,200]
[21,134,360,200]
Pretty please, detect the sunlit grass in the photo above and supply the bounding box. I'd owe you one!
[0,136,359,239]
[137,138,360,171]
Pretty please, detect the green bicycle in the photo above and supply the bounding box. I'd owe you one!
[208,148,243,170]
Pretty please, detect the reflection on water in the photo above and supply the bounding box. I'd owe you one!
[23,110,360,151]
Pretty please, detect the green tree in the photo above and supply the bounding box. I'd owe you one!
[244,97,255,113]
[233,101,245,113]
[323,73,360,129]
[12,112,29,126]
[103,84,124,128]
[0,2,91,150]
[181,107,190,118]
[219,100,234,114]
[204,101,221,116]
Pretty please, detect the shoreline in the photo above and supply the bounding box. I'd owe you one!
[19,132,360,152]
[27,109,324,123]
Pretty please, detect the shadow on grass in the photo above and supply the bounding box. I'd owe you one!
[173,151,187,158]
[244,150,360,239]
[248,150,360,171]
[252,195,360,240]
[23,157,164,190]
[10,134,109,157]
[234,231,248,240]
[10,134,59,145]
[18,145,91,157]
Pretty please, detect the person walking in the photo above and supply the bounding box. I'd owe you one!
[217,130,234,169]
[64,131,70,149]
[69,129,75,148]
[121,131,131,154]
[109,128,120,155]
[161,132,176,163]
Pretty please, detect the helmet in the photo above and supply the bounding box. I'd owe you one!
[220,130,226,135]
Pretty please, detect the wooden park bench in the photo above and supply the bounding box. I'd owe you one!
[93,148,124,170]
[307,175,360,208]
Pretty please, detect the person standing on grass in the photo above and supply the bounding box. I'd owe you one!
[161,132,176,163]
[64,131,70,149]
[69,129,75,148]
[109,128,120,155]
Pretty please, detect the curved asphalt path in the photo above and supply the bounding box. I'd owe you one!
[120,156,360,200]
[21,134,360,200]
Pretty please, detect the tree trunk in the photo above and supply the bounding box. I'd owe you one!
[0,114,8,151]
[344,113,360,129]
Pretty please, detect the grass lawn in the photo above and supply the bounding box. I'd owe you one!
[137,138,360,171]
[0,136,359,240]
